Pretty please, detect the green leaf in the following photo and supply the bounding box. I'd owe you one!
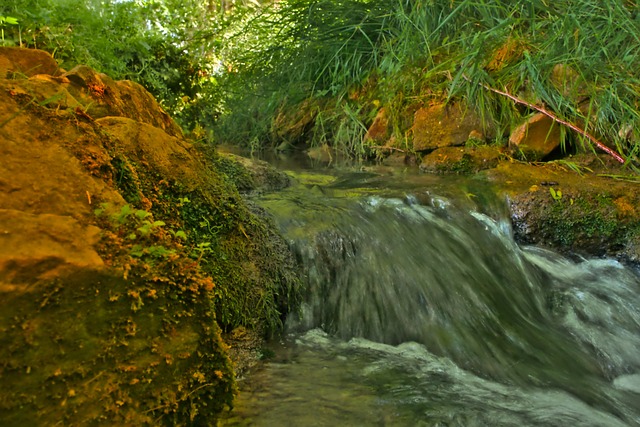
[137,223,153,236]
[135,209,151,219]
[117,205,134,223]
[130,244,145,257]
[0,16,19,26]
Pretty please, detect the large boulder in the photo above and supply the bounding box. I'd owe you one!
[0,57,234,425]
[0,48,299,425]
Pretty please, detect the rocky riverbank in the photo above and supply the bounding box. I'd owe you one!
[1,45,638,425]
[0,47,299,425]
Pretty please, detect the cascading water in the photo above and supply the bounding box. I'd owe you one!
[220,170,640,427]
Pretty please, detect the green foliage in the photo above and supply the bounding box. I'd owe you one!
[190,241,213,263]
[1,0,226,135]
[5,0,640,161]
[549,187,563,202]
[0,15,18,45]
[94,203,182,262]
[216,0,640,162]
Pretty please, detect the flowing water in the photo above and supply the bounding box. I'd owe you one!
[219,165,640,426]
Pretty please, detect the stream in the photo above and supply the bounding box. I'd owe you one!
[219,162,640,426]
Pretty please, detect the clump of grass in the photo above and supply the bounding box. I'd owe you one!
[216,0,640,165]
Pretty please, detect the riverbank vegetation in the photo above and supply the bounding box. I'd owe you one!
[3,1,640,165]
[219,0,640,165]
[1,0,228,133]
[2,1,640,423]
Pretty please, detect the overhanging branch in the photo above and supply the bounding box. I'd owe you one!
[463,75,625,164]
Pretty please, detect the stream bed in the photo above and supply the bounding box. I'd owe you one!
[219,164,640,426]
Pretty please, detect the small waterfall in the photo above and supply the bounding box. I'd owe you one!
[265,194,640,423]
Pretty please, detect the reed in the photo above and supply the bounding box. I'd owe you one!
[216,0,640,165]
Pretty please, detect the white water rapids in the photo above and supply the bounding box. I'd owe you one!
[220,170,640,426]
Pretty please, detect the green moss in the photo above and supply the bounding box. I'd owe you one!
[0,105,300,425]
[541,193,626,253]
[107,146,302,337]
[0,267,235,426]
[213,155,256,192]
[449,154,474,174]
[110,155,142,204]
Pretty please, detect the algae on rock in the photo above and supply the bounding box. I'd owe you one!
[0,48,299,425]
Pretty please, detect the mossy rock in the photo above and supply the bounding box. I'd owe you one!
[208,151,292,194]
[0,49,300,425]
[486,160,640,261]
[419,146,502,174]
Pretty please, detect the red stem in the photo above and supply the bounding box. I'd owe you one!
[464,75,625,164]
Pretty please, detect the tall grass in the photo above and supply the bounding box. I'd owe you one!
[216,0,640,164]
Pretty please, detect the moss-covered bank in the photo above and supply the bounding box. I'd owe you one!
[0,47,299,425]
[484,157,640,262]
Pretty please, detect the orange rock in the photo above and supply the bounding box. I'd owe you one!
[62,65,183,137]
[364,107,389,144]
[509,113,562,160]
[0,46,61,77]
[411,102,489,151]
